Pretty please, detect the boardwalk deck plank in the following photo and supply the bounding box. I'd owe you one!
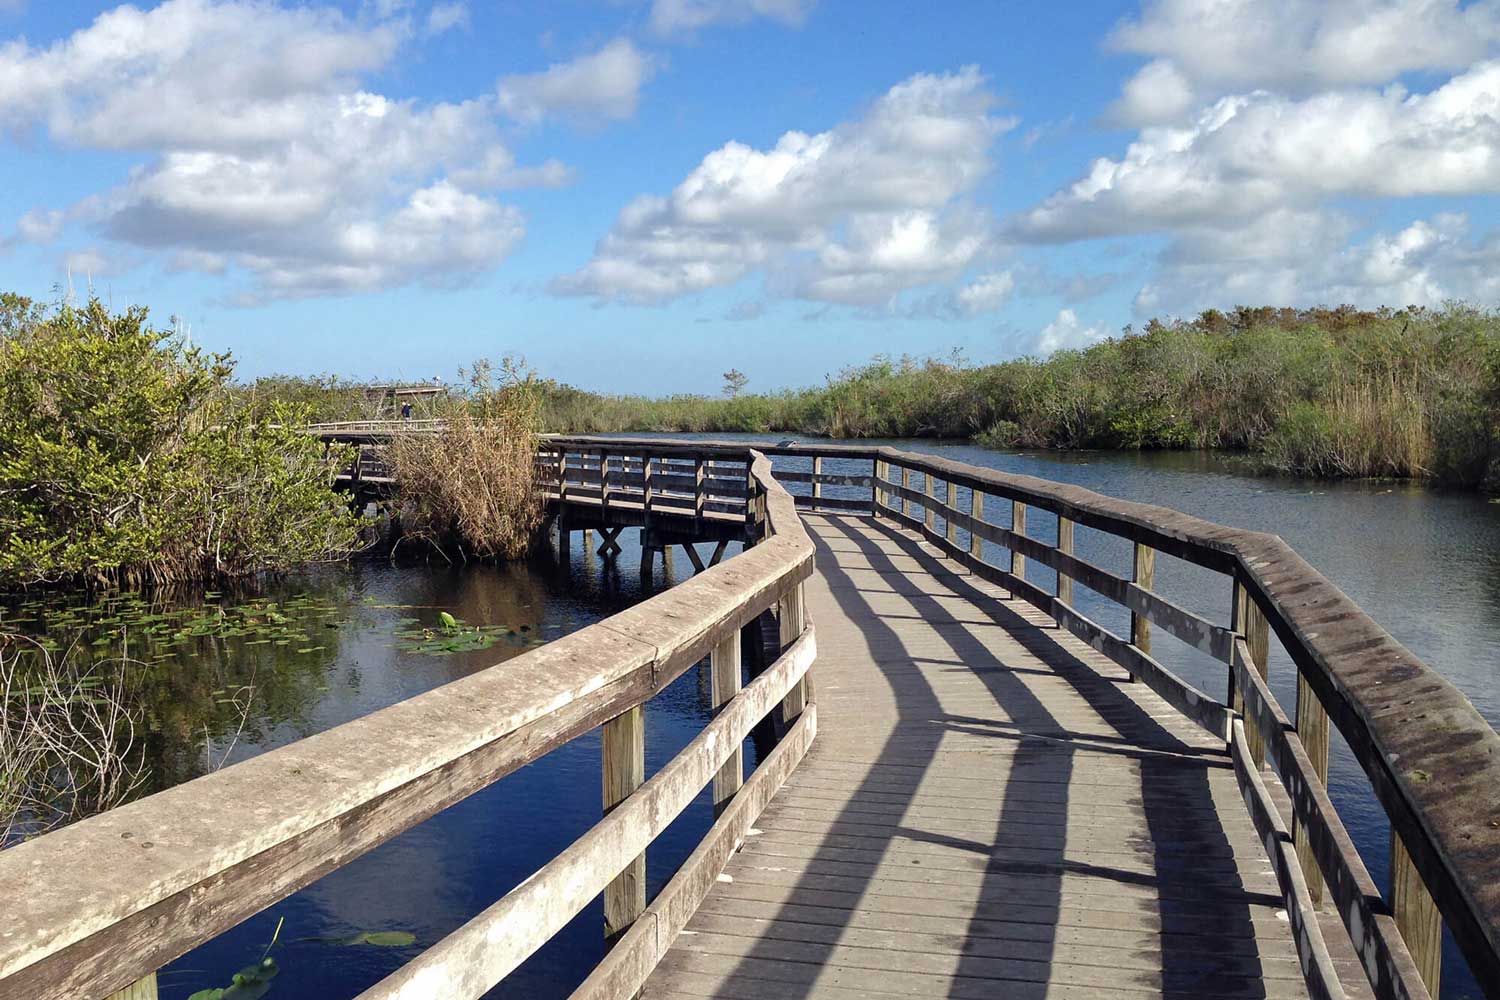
[642,513,1329,1000]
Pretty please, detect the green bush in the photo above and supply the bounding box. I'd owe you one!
[0,296,364,587]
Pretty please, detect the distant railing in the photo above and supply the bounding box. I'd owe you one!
[0,440,815,1000]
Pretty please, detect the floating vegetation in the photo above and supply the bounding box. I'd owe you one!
[394,611,544,657]
[188,917,283,1000]
[187,958,278,1000]
[0,592,352,662]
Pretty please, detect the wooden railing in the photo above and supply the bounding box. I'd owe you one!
[0,442,815,1000]
[739,440,1498,1000]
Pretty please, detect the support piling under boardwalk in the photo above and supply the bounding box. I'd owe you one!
[643,514,1343,1000]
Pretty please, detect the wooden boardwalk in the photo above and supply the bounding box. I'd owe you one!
[644,513,1314,1000]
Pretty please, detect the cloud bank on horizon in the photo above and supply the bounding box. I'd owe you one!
[2,0,1499,362]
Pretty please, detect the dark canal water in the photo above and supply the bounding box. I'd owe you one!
[7,438,1498,998]
[3,534,740,1000]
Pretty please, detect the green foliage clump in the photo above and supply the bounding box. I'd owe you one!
[0,296,364,588]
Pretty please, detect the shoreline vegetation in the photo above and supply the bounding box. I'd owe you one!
[5,293,1498,592]
[254,302,1500,493]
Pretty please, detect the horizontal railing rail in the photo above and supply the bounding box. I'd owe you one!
[696,439,1495,1000]
[0,440,815,1000]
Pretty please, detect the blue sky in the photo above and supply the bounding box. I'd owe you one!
[2,1,1499,392]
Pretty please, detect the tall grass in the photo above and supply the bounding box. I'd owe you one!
[242,303,1500,489]
[534,304,1500,488]
[386,359,545,559]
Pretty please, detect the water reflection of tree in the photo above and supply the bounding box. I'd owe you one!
[2,571,361,804]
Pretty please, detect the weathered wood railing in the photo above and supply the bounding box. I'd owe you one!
[0,442,815,1000]
[763,441,1499,1000]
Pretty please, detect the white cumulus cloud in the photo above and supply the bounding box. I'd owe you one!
[953,271,1015,316]
[1014,62,1500,243]
[554,67,1010,306]
[498,39,656,125]
[1035,308,1112,354]
[426,2,469,35]
[1136,211,1500,315]
[0,0,559,302]
[649,0,814,37]
[1111,0,1500,106]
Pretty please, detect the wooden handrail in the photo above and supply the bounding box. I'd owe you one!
[0,441,815,1000]
[736,440,1490,1000]
[328,427,1499,997]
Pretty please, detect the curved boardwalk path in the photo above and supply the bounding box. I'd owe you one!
[644,514,1316,1000]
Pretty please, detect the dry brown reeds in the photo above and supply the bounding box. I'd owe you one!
[386,359,545,560]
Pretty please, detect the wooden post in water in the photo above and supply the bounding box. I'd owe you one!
[970,491,984,561]
[779,583,808,720]
[1056,516,1074,606]
[811,456,823,506]
[710,631,743,817]
[107,975,158,1000]
[945,481,958,547]
[1391,833,1443,994]
[1131,542,1155,656]
[602,705,645,941]
[1010,501,1027,591]
[1294,673,1330,903]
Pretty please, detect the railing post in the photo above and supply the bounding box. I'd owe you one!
[779,582,808,719]
[602,705,645,941]
[924,473,936,532]
[970,491,984,560]
[901,466,911,519]
[1131,542,1155,656]
[710,631,743,816]
[1011,501,1027,589]
[1232,580,1270,766]
[599,448,611,516]
[642,452,653,522]
[558,449,569,504]
[945,480,958,547]
[694,457,706,526]
[1057,516,1074,605]
[812,455,823,506]
[1391,832,1443,994]
[744,462,757,544]
[873,458,887,514]
[1294,673,1330,903]
[107,974,158,1000]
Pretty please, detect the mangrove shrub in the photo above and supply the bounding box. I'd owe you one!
[0,296,364,587]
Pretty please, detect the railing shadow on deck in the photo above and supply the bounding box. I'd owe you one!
[708,513,1277,999]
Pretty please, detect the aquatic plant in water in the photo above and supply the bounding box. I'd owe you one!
[393,610,541,656]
